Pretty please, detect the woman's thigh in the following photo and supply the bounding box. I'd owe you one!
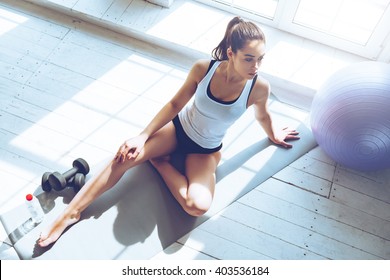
[117,122,178,171]
[143,122,178,159]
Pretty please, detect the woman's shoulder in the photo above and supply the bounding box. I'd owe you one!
[192,59,213,72]
[254,75,270,90]
[190,59,216,83]
[248,75,270,106]
[252,75,270,96]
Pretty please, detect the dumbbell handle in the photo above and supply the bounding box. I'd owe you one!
[42,168,81,192]
[49,158,89,191]
[62,167,79,180]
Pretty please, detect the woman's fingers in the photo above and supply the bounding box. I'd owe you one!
[115,142,129,163]
[282,127,299,134]
[286,133,300,140]
[272,127,301,149]
[282,141,293,148]
[127,148,139,160]
[282,127,300,140]
[115,141,143,162]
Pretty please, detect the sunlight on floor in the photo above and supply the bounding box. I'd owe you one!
[146,1,227,52]
[0,6,28,35]
[6,49,188,165]
[262,40,351,89]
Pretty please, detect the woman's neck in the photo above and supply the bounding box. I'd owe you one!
[224,60,246,84]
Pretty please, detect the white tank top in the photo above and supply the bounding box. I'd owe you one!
[178,60,256,148]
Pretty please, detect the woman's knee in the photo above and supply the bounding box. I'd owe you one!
[183,202,210,217]
[183,183,213,217]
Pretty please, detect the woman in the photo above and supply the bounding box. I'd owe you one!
[38,16,299,247]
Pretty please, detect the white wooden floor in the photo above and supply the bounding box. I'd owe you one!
[1,0,390,260]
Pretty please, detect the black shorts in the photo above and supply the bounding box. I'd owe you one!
[172,116,222,155]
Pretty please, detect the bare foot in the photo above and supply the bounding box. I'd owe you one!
[38,210,81,247]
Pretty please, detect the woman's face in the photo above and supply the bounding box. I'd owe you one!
[231,39,266,80]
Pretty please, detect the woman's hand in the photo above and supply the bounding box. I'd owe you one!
[271,127,300,148]
[115,133,148,163]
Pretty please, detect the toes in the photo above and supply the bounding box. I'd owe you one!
[38,237,50,247]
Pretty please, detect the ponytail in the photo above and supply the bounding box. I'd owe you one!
[212,16,265,61]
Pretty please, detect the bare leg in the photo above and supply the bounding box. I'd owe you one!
[150,156,189,206]
[38,123,177,247]
[150,151,221,216]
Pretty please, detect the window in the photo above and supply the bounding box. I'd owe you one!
[197,0,390,61]
[292,0,385,45]
[211,0,279,19]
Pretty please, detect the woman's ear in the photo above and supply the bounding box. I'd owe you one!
[227,47,233,59]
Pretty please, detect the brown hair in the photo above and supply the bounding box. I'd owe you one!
[212,16,265,61]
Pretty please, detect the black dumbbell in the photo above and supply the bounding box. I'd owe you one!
[67,173,86,193]
[41,159,89,192]
[42,171,86,193]
[47,158,90,192]
[41,171,52,192]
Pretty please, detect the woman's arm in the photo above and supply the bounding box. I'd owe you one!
[249,78,299,148]
[140,60,208,138]
[115,60,210,162]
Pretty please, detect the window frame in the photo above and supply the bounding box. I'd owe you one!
[196,0,390,61]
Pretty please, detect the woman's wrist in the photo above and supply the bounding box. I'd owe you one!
[139,131,150,140]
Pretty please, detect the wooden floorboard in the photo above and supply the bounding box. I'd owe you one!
[333,167,390,203]
[224,203,379,259]
[240,185,389,259]
[330,183,390,221]
[258,178,390,242]
[197,212,327,260]
[176,225,276,260]
[1,0,389,260]
[273,166,332,197]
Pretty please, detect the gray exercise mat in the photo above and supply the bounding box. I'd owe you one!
[0,99,317,259]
